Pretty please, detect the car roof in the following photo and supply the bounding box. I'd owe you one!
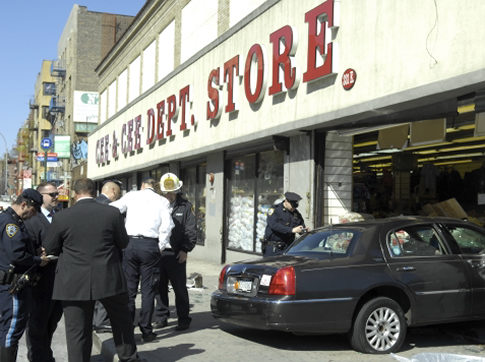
[316,216,477,231]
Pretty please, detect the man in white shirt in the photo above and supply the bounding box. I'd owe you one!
[110,178,174,343]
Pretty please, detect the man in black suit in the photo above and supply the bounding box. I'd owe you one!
[24,182,63,362]
[93,180,122,333]
[44,178,140,362]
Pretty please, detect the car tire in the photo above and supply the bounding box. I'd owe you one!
[349,297,407,354]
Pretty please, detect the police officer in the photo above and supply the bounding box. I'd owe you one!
[263,192,307,257]
[153,173,197,331]
[110,178,174,343]
[24,182,63,362]
[0,189,48,361]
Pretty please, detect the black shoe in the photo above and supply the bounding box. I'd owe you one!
[94,324,111,333]
[153,319,168,329]
[142,332,157,343]
[175,318,191,331]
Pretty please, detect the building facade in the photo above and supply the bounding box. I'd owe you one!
[89,0,485,264]
[45,5,134,198]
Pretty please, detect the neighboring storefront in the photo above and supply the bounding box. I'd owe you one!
[88,0,485,264]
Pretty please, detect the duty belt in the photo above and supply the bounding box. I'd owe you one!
[0,269,22,285]
[129,235,158,241]
[266,240,287,250]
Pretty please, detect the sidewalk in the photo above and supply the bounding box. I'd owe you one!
[92,257,223,362]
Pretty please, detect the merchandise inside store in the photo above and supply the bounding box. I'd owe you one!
[351,100,485,226]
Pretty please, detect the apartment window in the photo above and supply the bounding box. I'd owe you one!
[43,82,56,96]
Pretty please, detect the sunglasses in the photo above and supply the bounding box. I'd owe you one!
[42,192,59,198]
[288,200,299,207]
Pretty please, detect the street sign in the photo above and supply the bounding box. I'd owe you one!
[37,152,58,162]
[41,137,52,150]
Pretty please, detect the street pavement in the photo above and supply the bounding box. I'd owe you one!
[16,257,485,361]
[92,257,485,362]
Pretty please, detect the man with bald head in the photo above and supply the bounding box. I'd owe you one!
[93,180,122,333]
[97,181,121,205]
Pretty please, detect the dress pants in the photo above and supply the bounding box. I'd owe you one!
[62,293,139,362]
[123,237,161,335]
[154,249,190,324]
[26,263,63,362]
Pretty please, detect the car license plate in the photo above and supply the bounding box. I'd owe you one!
[235,279,252,292]
[227,276,254,294]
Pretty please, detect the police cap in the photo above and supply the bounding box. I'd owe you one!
[21,188,43,211]
[284,192,302,202]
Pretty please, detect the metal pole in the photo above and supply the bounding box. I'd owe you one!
[44,150,48,181]
[0,132,8,195]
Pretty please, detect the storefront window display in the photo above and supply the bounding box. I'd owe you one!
[182,163,206,245]
[226,150,284,253]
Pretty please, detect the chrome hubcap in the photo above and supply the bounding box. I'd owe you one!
[365,306,400,351]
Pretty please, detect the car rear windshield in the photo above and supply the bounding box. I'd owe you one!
[287,229,360,257]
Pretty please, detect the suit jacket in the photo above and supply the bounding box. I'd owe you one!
[24,210,52,249]
[24,210,57,288]
[44,198,129,301]
[95,193,110,205]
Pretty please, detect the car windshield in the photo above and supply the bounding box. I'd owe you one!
[287,229,360,257]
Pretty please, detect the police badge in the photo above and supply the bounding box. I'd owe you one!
[6,224,19,238]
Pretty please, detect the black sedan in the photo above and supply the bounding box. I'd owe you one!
[211,216,485,354]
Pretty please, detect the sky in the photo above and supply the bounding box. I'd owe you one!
[0,1,145,153]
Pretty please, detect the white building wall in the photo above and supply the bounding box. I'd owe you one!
[91,0,485,188]
[142,40,156,93]
[229,0,266,27]
[118,69,128,111]
[99,89,107,124]
[128,56,141,103]
[107,80,116,118]
[180,0,218,63]
[158,21,175,81]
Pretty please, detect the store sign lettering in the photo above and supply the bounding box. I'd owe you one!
[96,0,335,166]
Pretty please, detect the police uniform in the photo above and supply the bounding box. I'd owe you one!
[263,192,305,256]
[154,193,197,330]
[0,189,43,361]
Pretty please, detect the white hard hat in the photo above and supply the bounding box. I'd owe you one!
[160,173,183,192]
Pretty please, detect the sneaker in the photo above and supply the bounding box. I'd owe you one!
[142,332,157,343]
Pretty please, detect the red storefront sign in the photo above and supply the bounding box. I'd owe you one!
[96,0,338,166]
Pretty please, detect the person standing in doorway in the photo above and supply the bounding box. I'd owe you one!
[110,178,174,342]
[44,178,140,362]
[153,173,197,331]
[93,180,122,333]
[24,182,63,362]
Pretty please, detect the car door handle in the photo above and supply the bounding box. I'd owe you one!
[395,266,415,272]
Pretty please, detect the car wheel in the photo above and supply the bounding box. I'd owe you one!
[349,297,407,354]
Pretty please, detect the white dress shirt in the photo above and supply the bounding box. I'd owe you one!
[110,188,174,251]
[41,206,54,223]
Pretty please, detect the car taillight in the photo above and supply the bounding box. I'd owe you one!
[218,264,230,290]
[268,266,295,295]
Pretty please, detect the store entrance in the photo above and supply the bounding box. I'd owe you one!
[352,111,485,225]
